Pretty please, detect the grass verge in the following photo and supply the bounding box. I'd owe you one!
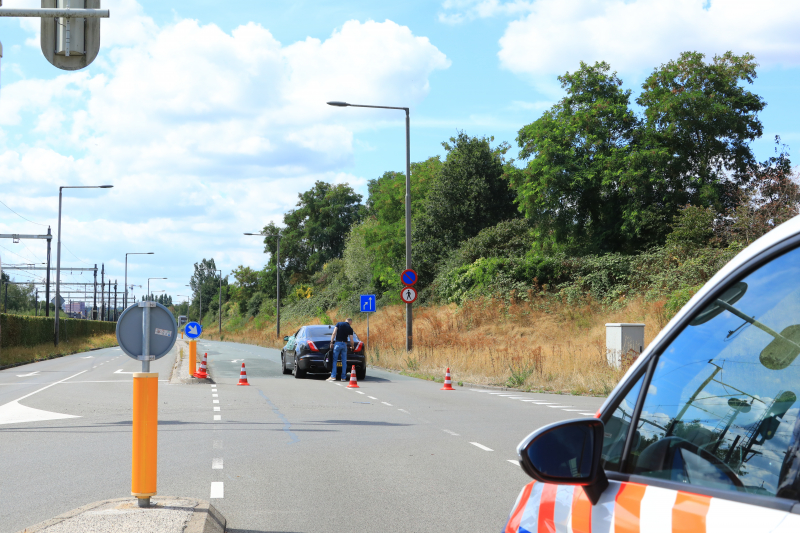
[0,333,119,369]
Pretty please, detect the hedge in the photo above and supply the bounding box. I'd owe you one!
[0,314,117,348]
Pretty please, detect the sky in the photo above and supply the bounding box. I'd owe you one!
[1,0,800,303]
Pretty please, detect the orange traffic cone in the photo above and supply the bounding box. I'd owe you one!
[237,362,250,386]
[195,353,208,379]
[346,365,359,388]
[441,367,455,390]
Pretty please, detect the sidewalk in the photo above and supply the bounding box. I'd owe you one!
[169,338,214,385]
[16,496,225,533]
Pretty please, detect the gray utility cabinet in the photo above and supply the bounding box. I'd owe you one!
[605,323,645,369]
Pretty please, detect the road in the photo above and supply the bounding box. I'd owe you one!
[0,340,604,532]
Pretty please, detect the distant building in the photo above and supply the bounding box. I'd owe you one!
[65,301,86,317]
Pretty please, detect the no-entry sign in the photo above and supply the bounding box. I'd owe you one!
[400,286,418,304]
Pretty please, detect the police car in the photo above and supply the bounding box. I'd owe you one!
[505,217,800,532]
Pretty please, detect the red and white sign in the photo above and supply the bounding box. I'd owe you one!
[400,287,418,304]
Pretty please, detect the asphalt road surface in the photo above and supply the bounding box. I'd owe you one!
[0,340,604,532]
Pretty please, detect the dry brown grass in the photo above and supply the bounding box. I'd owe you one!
[0,333,119,369]
[204,296,667,395]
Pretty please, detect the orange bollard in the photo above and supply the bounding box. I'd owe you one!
[189,341,197,373]
[132,373,158,505]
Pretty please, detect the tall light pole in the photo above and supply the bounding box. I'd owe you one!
[327,101,413,351]
[55,184,113,346]
[147,277,166,300]
[125,252,154,309]
[244,231,282,339]
[216,269,223,336]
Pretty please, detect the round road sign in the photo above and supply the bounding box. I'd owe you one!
[401,269,418,286]
[400,286,418,304]
[185,321,202,339]
[116,302,178,361]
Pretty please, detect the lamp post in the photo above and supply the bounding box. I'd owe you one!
[244,231,282,339]
[147,278,166,300]
[327,100,413,351]
[216,269,223,337]
[55,184,113,346]
[125,252,153,309]
[187,284,201,325]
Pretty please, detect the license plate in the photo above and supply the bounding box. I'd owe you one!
[337,362,342,368]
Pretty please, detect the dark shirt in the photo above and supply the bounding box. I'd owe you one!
[334,322,354,342]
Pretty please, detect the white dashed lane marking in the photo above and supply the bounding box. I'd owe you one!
[210,482,224,498]
[212,458,223,469]
[443,429,460,436]
[508,460,520,466]
[398,409,410,414]
[381,402,392,406]
[470,442,494,452]
[367,396,377,400]
[214,415,221,421]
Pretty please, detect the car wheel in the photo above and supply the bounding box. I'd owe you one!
[293,356,306,379]
[281,352,291,375]
[356,365,366,381]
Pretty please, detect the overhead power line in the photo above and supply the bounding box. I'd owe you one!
[0,198,48,227]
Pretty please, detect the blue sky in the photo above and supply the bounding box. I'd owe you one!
[1,0,800,302]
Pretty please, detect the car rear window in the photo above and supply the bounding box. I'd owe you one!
[306,325,335,338]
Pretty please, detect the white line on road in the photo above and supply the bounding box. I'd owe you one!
[443,429,459,436]
[212,394,218,397]
[213,440,222,449]
[81,356,94,359]
[488,393,506,395]
[398,409,410,414]
[507,460,520,466]
[214,407,220,412]
[470,442,494,452]
[214,415,221,421]
[212,458,223,469]
[210,482,224,498]
[381,402,392,406]
[563,409,585,412]
[580,413,596,416]
[14,370,87,403]
[213,400,219,404]
[547,405,571,409]
[355,391,365,395]
[16,371,40,378]
[367,396,377,400]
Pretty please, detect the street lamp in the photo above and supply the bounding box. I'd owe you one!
[327,100,413,351]
[187,284,201,325]
[147,278,166,299]
[125,252,154,309]
[244,231,282,339]
[55,184,113,346]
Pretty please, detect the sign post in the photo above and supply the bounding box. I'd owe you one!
[116,301,177,508]
[360,295,376,351]
[184,321,202,373]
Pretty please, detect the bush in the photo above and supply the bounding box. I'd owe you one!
[1,314,116,348]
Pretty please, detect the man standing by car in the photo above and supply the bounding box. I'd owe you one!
[327,318,355,381]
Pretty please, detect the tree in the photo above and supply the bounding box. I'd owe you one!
[413,133,517,284]
[261,181,365,282]
[189,258,227,319]
[509,61,637,252]
[362,157,441,290]
[230,265,259,314]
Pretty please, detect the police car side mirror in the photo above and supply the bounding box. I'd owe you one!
[518,418,608,505]
[283,336,289,342]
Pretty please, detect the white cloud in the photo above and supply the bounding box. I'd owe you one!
[0,7,449,288]
[496,0,800,83]
[439,0,534,24]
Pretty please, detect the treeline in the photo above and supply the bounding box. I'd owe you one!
[220,51,798,321]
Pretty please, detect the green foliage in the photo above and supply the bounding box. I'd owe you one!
[666,205,717,248]
[0,314,115,348]
[189,258,228,318]
[414,133,517,285]
[665,285,703,318]
[230,265,259,316]
[342,218,377,290]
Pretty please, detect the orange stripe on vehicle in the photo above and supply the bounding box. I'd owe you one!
[614,482,646,533]
[571,485,593,533]
[672,491,710,533]
[537,484,558,533]
[506,482,535,533]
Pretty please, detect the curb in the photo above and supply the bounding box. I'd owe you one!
[170,339,214,385]
[15,496,226,533]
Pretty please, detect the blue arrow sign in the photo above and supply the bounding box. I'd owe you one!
[185,321,202,339]
[360,294,376,313]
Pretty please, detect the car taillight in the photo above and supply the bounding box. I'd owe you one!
[308,340,320,352]
[354,342,363,353]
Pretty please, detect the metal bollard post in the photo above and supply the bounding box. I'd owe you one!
[131,372,158,506]
[189,340,196,373]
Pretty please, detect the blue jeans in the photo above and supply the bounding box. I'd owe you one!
[332,341,348,379]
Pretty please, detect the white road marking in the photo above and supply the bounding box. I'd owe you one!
[114,369,138,375]
[335,383,343,386]
[563,409,585,412]
[355,391,365,395]
[489,393,506,395]
[398,409,410,414]
[0,370,88,425]
[367,396,377,400]
[212,394,218,398]
[214,407,220,411]
[497,395,516,397]
[580,413,596,416]
[528,402,555,405]
[81,356,94,359]
[210,482,224,498]
[214,415,221,421]
[213,440,222,449]
[13,370,87,402]
[16,371,40,378]
[470,389,490,392]
[443,429,460,436]
[521,400,545,403]
[381,402,392,406]
[212,458,223,469]
[507,460,520,466]
[547,405,571,409]
[470,442,494,452]
[213,400,219,404]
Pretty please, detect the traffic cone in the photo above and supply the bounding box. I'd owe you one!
[441,367,455,390]
[346,365,359,388]
[237,362,250,386]
[195,353,208,379]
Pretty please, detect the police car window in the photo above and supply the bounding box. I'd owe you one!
[601,373,644,472]
[626,246,800,499]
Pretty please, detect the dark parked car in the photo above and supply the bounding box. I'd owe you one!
[281,324,366,380]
